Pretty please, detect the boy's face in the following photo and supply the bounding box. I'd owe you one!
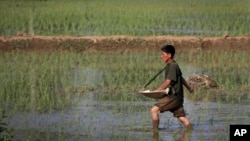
[161,52,171,62]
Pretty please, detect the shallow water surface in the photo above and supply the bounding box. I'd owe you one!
[9,91,250,141]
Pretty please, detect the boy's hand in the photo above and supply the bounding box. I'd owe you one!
[188,87,194,94]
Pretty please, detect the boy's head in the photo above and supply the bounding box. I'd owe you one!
[161,45,175,58]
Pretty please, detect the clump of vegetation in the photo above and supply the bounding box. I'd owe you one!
[0,110,14,141]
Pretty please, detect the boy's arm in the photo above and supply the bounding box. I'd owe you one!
[155,79,171,91]
[182,77,193,93]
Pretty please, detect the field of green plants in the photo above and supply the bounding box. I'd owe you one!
[1,49,250,140]
[0,0,249,36]
[1,49,250,113]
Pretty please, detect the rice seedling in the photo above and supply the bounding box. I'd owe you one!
[0,0,249,36]
[0,110,14,141]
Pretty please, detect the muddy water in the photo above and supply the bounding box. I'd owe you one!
[8,66,250,141]
[9,91,250,141]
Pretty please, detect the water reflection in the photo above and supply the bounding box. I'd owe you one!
[8,91,250,141]
[152,132,159,141]
[177,128,193,141]
[152,128,193,141]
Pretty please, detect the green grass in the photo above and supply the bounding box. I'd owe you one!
[0,110,14,141]
[1,48,250,113]
[0,0,249,36]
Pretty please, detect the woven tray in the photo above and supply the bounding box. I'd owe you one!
[138,90,167,99]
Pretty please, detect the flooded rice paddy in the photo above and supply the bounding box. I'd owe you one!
[8,92,250,141]
[1,50,250,141]
[7,65,250,141]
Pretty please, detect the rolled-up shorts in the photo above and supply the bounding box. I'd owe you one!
[154,96,186,117]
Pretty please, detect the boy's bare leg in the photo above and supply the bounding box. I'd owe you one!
[151,106,160,133]
[178,116,193,130]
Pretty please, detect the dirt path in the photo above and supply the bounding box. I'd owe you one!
[0,35,249,52]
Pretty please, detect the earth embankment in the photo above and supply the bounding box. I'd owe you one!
[0,35,249,52]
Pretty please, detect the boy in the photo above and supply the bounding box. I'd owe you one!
[151,45,193,133]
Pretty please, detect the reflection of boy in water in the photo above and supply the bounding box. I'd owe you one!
[151,45,193,133]
[152,128,193,141]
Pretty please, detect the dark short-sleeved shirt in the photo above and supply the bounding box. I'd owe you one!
[164,61,184,101]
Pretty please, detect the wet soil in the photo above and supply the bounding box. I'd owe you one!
[0,35,250,52]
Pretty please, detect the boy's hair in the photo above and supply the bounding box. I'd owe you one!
[161,45,175,58]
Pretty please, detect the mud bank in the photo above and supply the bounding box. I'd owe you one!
[0,35,249,52]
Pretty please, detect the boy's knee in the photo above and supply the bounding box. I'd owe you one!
[178,116,192,126]
[151,106,159,114]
